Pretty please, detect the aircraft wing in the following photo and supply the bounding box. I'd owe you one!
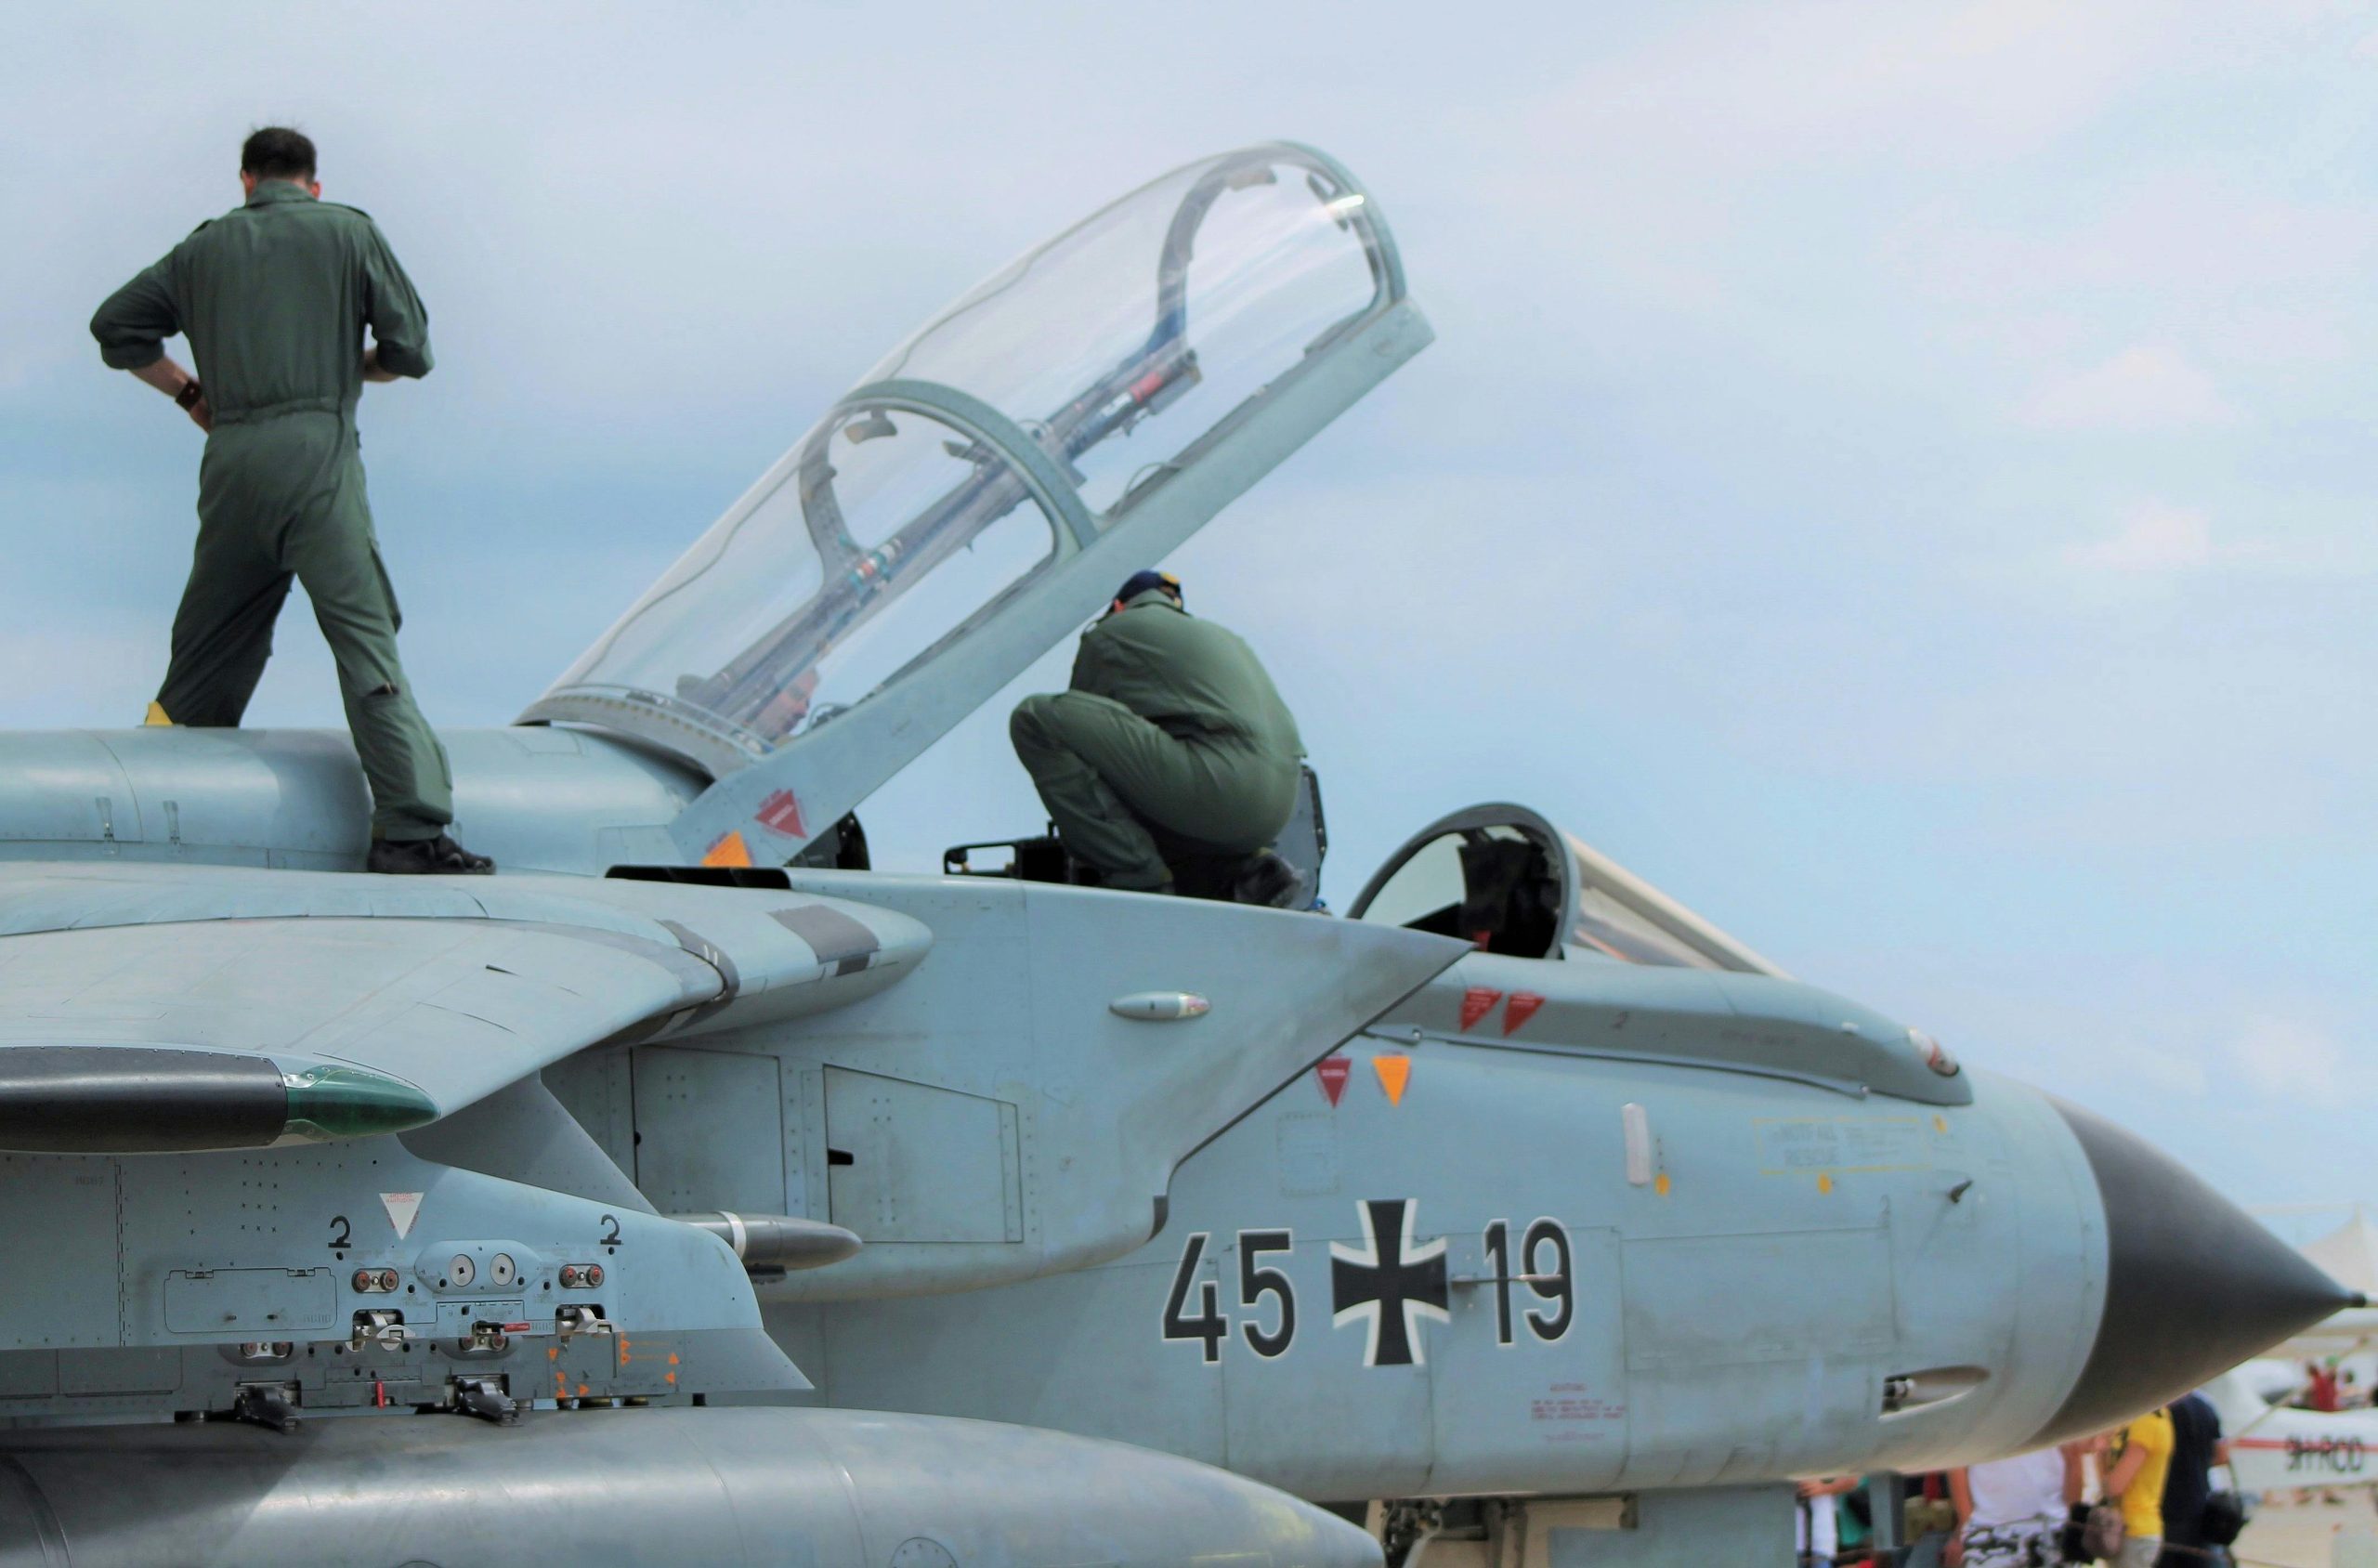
[0,862,930,1152]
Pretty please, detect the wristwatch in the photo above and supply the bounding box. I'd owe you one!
[175,381,203,410]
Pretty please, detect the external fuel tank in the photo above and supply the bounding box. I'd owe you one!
[0,1405,1378,1568]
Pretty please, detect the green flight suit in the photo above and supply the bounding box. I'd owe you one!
[1011,590,1304,891]
[90,179,452,841]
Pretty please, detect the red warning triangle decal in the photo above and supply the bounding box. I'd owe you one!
[1459,987,1504,1032]
[1503,992,1546,1035]
[755,789,807,840]
[1315,1056,1351,1106]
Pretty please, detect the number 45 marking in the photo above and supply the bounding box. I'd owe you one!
[1162,1230,1299,1363]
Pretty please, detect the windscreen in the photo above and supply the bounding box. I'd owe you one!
[1567,883,1725,970]
[1562,833,1738,972]
[535,146,1394,767]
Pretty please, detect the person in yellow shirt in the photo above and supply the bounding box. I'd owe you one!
[2098,1407,2175,1568]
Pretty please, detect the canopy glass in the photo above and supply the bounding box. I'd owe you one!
[535,145,1397,767]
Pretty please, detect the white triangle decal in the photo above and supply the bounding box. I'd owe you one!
[380,1192,424,1240]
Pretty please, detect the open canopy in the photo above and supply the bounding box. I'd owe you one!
[526,145,1425,863]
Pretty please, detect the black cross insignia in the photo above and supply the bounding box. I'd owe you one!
[1329,1197,1450,1366]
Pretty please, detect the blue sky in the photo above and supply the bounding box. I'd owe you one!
[2,3,2371,1213]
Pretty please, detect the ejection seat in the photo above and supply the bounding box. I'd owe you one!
[1350,815,1564,957]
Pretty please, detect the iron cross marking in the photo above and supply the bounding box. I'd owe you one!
[1329,1198,1450,1366]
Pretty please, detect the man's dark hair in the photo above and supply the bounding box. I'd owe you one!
[241,126,316,180]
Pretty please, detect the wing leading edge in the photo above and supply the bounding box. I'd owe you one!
[0,863,931,1152]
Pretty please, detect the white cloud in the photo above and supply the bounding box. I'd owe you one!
[0,625,162,727]
[2096,1034,2215,1101]
[2048,502,2378,581]
[2058,503,2214,573]
[2234,1016,2355,1100]
[2020,346,2235,431]
[1532,0,2162,176]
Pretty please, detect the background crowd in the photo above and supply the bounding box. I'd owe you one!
[1798,1389,2232,1567]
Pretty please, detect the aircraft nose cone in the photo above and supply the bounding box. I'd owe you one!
[2034,1098,2358,1444]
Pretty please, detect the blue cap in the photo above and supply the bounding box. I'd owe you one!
[1114,569,1182,606]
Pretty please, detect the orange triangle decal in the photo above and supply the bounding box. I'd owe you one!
[1372,1053,1411,1105]
[701,830,753,869]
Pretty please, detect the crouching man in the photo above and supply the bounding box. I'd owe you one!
[1011,570,1302,903]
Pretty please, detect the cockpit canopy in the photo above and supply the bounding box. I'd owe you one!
[1349,804,1787,975]
[527,143,1411,782]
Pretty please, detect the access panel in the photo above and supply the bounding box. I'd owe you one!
[632,1045,787,1214]
[823,1068,1022,1245]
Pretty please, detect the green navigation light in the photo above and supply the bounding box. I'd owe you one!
[281,1065,440,1141]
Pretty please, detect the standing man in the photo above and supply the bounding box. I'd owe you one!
[90,127,490,873]
[1944,1445,2081,1566]
[1011,569,1303,902]
[2099,1406,2176,1568]
[2159,1389,2230,1567]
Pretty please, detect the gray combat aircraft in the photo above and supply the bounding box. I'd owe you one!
[0,141,2346,1568]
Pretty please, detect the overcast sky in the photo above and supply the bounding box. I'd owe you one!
[2,3,2371,1216]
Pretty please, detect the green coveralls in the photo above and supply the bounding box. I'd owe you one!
[89,179,453,841]
[1011,590,1304,891]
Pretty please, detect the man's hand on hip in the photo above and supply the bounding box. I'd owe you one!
[128,355,210,432]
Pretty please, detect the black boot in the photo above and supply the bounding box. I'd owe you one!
[367,834,495,875]
[1231,849,1301,908]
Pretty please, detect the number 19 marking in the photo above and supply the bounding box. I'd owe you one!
[1482,1219,1574,1345]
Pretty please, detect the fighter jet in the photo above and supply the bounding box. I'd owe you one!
[0,140,2345,1568]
